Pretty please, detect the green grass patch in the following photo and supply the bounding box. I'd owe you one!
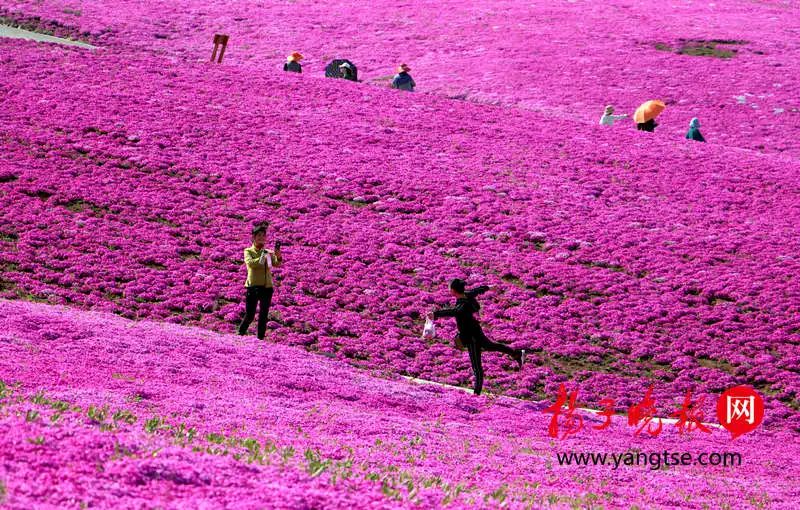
[654,39,748,59]
[679,44,735,58]
[678,39,747,59]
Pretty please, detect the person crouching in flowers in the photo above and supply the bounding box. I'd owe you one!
[636,118,657,132]
[339,62,356,81]
[238,223,282,340]
[284,52,303,73]
[391,63,416,91]
[599,105,628,126]
[686,117,706,142]
[427,279,525,396]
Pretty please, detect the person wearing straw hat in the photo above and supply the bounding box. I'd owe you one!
[599,105,628,126]
[338,62,357,81]
[283,52,303,73]
[427,279,526,396]
[391,63,416,91]
[685,118,706,142]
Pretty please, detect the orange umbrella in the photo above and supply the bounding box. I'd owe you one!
[633,100,666,123]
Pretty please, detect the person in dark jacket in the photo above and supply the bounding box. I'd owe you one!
[636,118,657,132]
[428,279,525,395]
[686,117,705,142]
[283,52,303,73]
[391,63,416,91]
[338,62,357,81]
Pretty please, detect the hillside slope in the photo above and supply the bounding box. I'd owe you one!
[3,0,800,155]
[2,299,799,508]
[1,39,799,427]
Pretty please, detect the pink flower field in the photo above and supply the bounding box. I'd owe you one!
[1,0,800,507]
[2,0,799,155]
[2,299,800,508]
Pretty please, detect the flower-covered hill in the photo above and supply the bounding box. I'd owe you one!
[2,0,799,155]
[1,299,799,509]
[1,40,799,429]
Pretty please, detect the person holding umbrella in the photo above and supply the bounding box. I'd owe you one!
[283,52,304,73]
[599,105,628,126]
[391,63,416,91]
[633,99,666,132]
[238,223,282,340]
[686,118,706,142]
[637,118,658,132]
[427,279,526,396]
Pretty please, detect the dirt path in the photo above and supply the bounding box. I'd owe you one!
[402,375,725,429]
[0,23,96,49]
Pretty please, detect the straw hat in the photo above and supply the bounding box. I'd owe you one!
[339,62,352,69]
[287,51,303,62]
[397,63,411,73]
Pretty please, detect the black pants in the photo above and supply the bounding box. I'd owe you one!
[238,286,274,339]
[465,329,520,396]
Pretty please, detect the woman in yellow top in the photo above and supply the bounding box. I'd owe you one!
[238,223,282,339]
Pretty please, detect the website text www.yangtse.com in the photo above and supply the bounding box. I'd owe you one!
[555,451,742,470]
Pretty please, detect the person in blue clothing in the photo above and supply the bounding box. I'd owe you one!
[428,279,525,395]
[686,118,706,142]
[391,63,416,91]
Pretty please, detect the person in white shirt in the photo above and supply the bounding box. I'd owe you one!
[599,105,628,126]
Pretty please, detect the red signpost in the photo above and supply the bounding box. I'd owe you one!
[211,34,229,64]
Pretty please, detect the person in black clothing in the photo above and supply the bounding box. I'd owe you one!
[428,279,525,395]
[284,52,303,73]
[339,62,356,81]
[636,118,657,132]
